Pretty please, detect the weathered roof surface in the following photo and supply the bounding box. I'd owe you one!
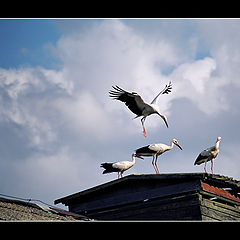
[54,173,240,205]
[201,182,240,203]
[0,196,89,221]
[54,173,240,221]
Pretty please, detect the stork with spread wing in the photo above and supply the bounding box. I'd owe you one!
[109,82,172,137]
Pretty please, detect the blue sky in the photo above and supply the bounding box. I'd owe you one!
[0,19,240,209]
[0,19,61,68]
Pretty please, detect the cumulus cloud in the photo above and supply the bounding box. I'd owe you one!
[1,19,240,207]
[169,57,229,115]
[48,20,183,135]
[0,66,73,149]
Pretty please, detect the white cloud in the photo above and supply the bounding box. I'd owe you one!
[0,67,73,148]
[54,20,180,94]
[0,19,238,152]
[181,57,216,94]
[1,19,240,207]
[169,57,229,114]
[196,20,240,85]
[54,91,115,140]
[47,19,183,136]
[11,147,101,203]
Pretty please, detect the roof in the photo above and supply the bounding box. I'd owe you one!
[54,173,240,221]
[0,196,89,221]
[54,173,240,206]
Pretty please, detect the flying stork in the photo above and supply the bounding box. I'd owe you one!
[101,153,141,178]
[109,82,172,137]
[135,139,183,174]
[194,137,221,174]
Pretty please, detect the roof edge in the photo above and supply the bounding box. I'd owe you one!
[55,172,240,205]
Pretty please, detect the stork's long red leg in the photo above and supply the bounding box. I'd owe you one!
[152,156,157,173]
[211,160,213,174]
[155,157,160,174]
[142,124,146,137]
[141,117,147,137]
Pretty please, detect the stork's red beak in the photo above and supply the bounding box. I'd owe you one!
[176,143,183,150]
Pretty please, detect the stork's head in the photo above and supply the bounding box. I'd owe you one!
[172,138,183,150]
[134,153,144,160]
[160,114,169,128]
[151,104,169,128]
[155,112,169,128]
[132,153,142,158]
[216,136,221,142]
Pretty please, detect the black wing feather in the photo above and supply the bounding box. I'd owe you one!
[161,81,172,94]
[150,81,172,105]
[194,153,208,165]
[136,145,156,155]
[109,85,145,116]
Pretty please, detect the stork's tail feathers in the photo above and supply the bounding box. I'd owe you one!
[101,163,115,174]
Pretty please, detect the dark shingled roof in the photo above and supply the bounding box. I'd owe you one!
[0,196,89,221]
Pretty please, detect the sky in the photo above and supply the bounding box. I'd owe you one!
[0,18,240,209]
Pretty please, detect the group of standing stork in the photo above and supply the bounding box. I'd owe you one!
[101,82,221,178]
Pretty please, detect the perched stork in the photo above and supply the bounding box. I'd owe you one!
[109,82,172,137]
[101,153,140,178]
[194,137,221,174]
[135,139,183,174]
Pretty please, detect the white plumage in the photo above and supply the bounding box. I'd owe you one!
[135,139,183,174]
[194,137,221,174]
[101,153,138,178]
